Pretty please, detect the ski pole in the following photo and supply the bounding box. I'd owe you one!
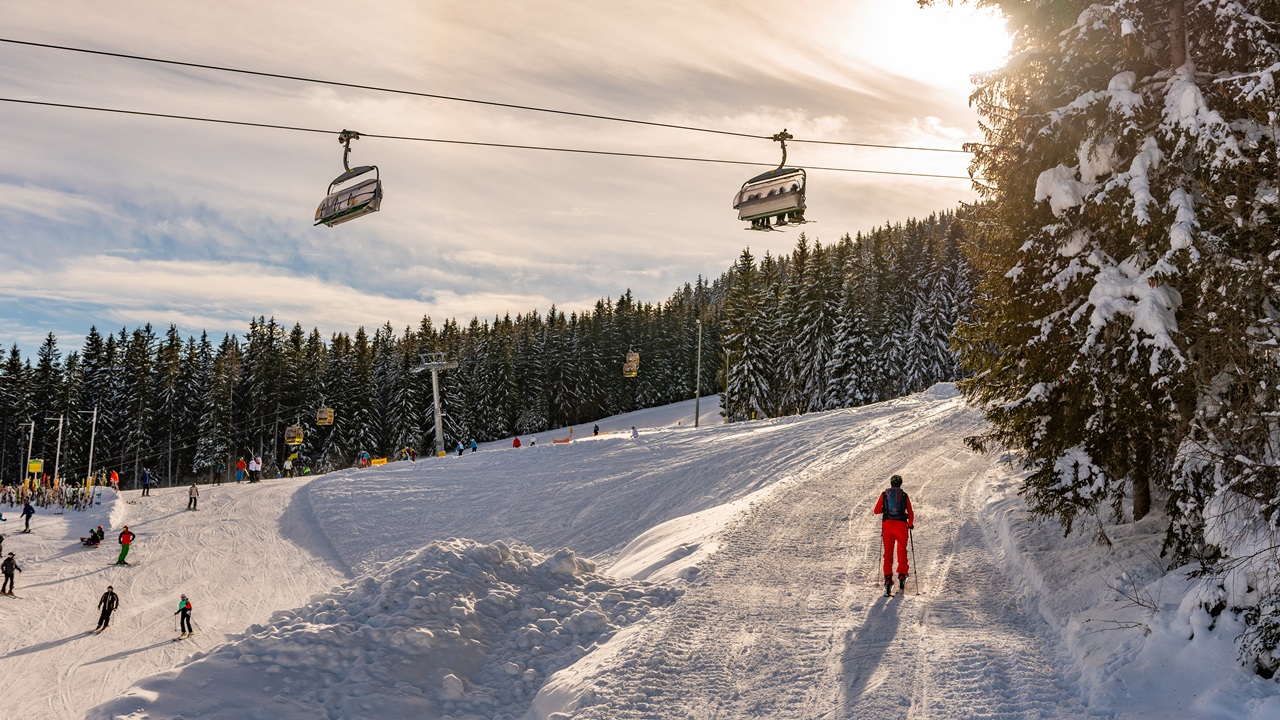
[909,528,919,595]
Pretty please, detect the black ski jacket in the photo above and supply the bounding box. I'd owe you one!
[98,591,119,612]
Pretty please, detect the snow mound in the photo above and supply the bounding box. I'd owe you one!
[86,539,680,720]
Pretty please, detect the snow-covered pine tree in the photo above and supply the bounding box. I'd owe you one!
[951,0,1280,669]
[0,345,33,484]
[514,312,549,435]
[721,248,773,421]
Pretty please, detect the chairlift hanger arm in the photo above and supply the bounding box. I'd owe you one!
[338,129,361,172]
[772,129,793,171]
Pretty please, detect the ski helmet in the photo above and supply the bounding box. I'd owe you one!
[890,474,903,487]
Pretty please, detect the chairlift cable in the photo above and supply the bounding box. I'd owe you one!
[0,97,972,181]
[0,37,970,154]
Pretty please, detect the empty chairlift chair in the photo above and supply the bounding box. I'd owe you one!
[315,130,383,227]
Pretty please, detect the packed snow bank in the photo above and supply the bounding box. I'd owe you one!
[981,464,1280,719]
[86,539,680,720]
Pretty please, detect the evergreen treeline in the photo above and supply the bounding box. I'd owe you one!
[721,216,973,420]
[0,212,972,488]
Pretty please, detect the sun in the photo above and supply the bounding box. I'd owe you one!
[843,2,1013,91]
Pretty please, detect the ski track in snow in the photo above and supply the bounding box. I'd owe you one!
[566,403,1101,719]
[0,480,346,720]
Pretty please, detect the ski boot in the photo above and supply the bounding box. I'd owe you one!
[899,574,908,593]
[884,574,893,597]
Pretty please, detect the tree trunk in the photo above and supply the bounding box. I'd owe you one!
[1133,465,1152,521]
[1169,0,1188,69]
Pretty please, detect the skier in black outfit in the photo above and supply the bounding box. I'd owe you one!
[21,501,34,532]
[96,585,119,630]
[1,552,20,594]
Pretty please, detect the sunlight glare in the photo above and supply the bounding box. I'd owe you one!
[844,3,1012,90]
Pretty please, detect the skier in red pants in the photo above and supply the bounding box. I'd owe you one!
[874,474,914,596]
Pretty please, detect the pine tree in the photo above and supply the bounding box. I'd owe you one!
[721,248,773,421]
[948,0,1280,669]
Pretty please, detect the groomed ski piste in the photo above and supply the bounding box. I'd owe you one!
[1,385,1277,719]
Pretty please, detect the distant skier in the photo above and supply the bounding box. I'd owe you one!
[530,436,537,447]
[249,457,262,482]
[874,474,915,596]
[630,426,639,439]
[141,468,153,497]
[469,439,477,453]
[235,457,247,483]
[1,552,20,594]
[593,424,600,436]
[174,594,193,636]
[109,469,119,491]
[116,525,135,565]
[456,441,464,457]
[512,437,521,448]
[21,501,34,532]
[282,457,293,478]
[187,483,199,511]
[95,585,119,631]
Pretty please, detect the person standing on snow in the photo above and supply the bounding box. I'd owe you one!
[593,424,600,436]
[187,483,199,511]
[95,585,119,631]
[115,525,135,565]
[512,437,521,448]
[109,469,119,491]
[235,457,247,483]
[175,594,194,636]
[455,441,464,457]
[141,468,153,497]
[1,552,20,594]
[874,474,915,596]
[249,456,262,482]
[282,457,293,478]
[630,426,639,439]
[469,439,477,453]
[21,500,34,532]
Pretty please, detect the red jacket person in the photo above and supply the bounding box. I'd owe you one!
[873,474,914,596]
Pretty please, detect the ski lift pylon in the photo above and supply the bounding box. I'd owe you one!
[733,129,809,231]
[315,130,383,227]
[284,425,305,446]
[623,351,640,378]
[316,407,335,426]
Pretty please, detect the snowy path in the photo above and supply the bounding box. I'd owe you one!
[0,480,346,720]
[563,404,1099,719]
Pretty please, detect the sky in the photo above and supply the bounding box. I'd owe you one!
[0,0,1010,355]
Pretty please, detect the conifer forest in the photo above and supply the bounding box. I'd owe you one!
[0,212,972,488]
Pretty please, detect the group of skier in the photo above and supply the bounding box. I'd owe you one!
[4,504,196,637]
[91,585,195,638]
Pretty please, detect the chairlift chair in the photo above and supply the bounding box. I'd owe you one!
[733,129,809,231]
[315,130,383,227]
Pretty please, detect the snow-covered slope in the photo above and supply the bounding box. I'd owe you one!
[2,387,1275,719]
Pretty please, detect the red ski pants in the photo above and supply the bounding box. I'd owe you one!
[882,520,909,577]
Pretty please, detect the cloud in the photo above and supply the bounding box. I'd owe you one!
[0,0,1005,353]
[0,255,549,342]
